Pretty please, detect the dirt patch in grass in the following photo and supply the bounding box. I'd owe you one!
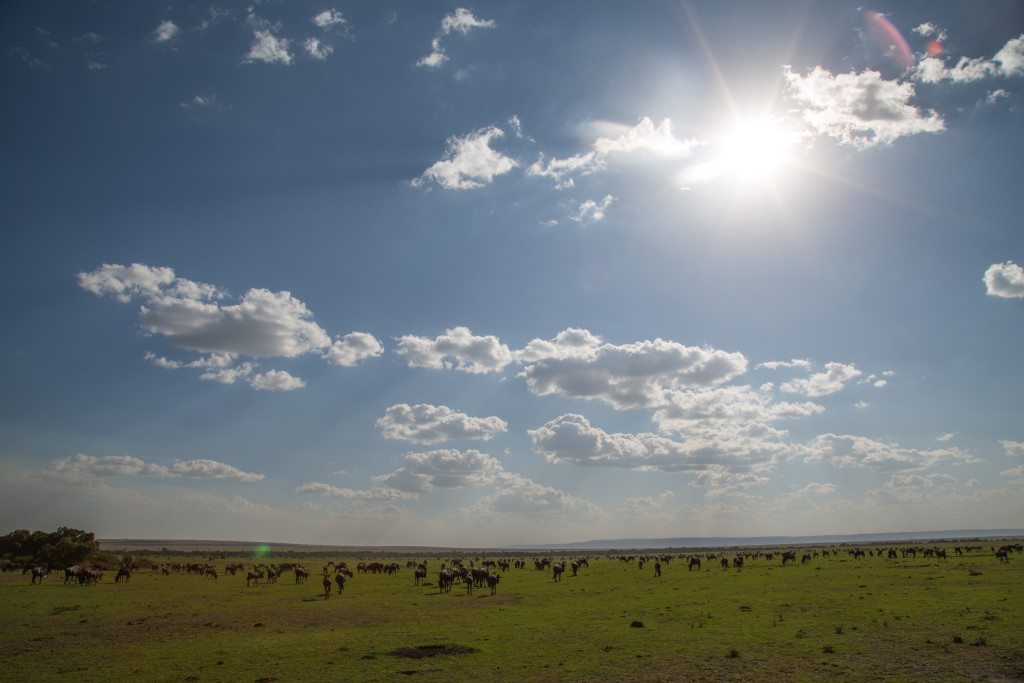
[388,644,479,659]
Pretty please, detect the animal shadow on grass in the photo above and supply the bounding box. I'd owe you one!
[388,644,479,659]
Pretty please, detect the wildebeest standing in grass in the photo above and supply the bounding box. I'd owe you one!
[720,557,729,570]
[334,572,346,595]
[246,569,263,587]
[688,557,701,571]
[552,563,564,582]
[654,562,662,577]
[295,567,309,584]
[115,567,131,583]
[733,557,743,570]
[28,566,47,585]
[781,551,796,566]
[322,573,332,600]
[487,573,500,595]
[205,567,218,580]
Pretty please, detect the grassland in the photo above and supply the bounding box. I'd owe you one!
[1,545,1022,682]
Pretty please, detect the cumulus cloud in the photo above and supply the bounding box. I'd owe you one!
[245,30,292,65]
[529,413,793,487]
[984,261,1024,298]
[652,385,824,437]
[412,126,518,190]
[466,475,600,519]
[416,7,494,69]
[1001,440,1024,456]
[572,194,615,223]
[914,34,1024,83]
[395,326,513,374]
[377,404,507,445]
[324,332,384,366]
[780,362,861,397]
[528,117,701,188]
[912,22,947,42]
[867,473,958,504]
[517,328,747,409]
[152,20,180,44]
[304,37,333,60]
[1000,464,1024,479]
[783,66,944,148]
[79,262,371,389]
[47,454,262,482]
[803,434,976,471]
[312,9,347,29]
[249,370,305,392]
[374,448,507,492]
[936,432,956,442]
[295,483,418,501]
[854,400,869,409]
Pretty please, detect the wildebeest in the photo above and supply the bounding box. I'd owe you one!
[438,569,455,593]
[720,557,729,570]
[414,567,427,585]
[205,567,218,581]
[322,573,332,600]
[552,563,564,582]
[801,553,811,565]
[996,549,1009,563]
[781,551,797,566]
[688,557,701,571]
[334,572,346,595]
[935,549,948,562]
[487,573,500,595]
[28,566,47,585]
[295,567,309,584]
[654,561,662,577]
[115,567,131,583]
[65,565,82,584]
[733,557,744,570]
[246,569,263,587]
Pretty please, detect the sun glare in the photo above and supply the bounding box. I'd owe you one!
[718,117,800,182]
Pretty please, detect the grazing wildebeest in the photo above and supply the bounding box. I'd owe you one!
[205,567,218,580]
[688,557,701,571]
[654,561,662,577]
[487,573,500,595]
[295,567,309,584]
[438,569,455,593]
[334,572,346,595]
[322,573,332,600]
[733,557,744,570]
[801,553,811,565]
[414,567,426,585]
[115,567,131,583]
[28,566,47,585]
[246,569,263,587]
[781,551,797,566]
[996,549,1009,563]
[571,560,580,577]
[720,557,729,570]
[552,563,564,582]
[935,549,948,562]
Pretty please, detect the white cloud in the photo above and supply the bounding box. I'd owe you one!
[912,22,947,42]
[170,459,264,482]
[936,432,956,442]
[1001,440,1024,456]
[412,126,518,189]
[292,485,415,501]
[986,89,1009,105]
[466,475,600,519]
[780,362,861,397]
[312,9,347,29]
[245,30,293,65]
[529,413,793,485]
[914,34,1024,83]
[756,358,812,370]
[652,385,824,437]
[440,8,495,34]
[180,94,220,110]
[152,20,180,44]
[516,328,747,410]
[873,379,887,388]
[416,37,447,68]
[324,332,383,366]
[395,326,513,374]
[854,401,869,409]
[375,448,507,492]
[804,434,976,471]
[86,61,108,71]
[304,37,333,60]
[783,66,944,148]
[984,261,1024,298]
[572,194,615,223]
[1000,464,1024,479]
[47,454,262,482]
[249,370,305,392]
[377,404,507,444]
[81,263,376,391]
[416,8,494,69]
[528,117,701,187]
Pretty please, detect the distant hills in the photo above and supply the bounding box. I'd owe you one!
[100,528,1024,553]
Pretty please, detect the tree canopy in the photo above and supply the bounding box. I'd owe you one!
[0,527,100,567]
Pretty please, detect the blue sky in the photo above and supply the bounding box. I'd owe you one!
[1,1,1022,546]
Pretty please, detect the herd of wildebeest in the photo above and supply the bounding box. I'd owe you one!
[9,543,1021,600]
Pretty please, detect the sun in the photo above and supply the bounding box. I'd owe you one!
[717,117,800,182]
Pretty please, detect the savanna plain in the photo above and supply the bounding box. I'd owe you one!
[2,543,1022,682]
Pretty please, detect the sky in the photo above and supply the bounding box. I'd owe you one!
[1,1,1023,547]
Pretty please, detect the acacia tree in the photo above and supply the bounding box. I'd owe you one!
[0,527,100,566]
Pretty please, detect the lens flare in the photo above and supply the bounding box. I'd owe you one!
[926,40,943,57]
[865,11,914,71]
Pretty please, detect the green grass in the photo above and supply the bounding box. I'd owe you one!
[1,549,1022,681]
